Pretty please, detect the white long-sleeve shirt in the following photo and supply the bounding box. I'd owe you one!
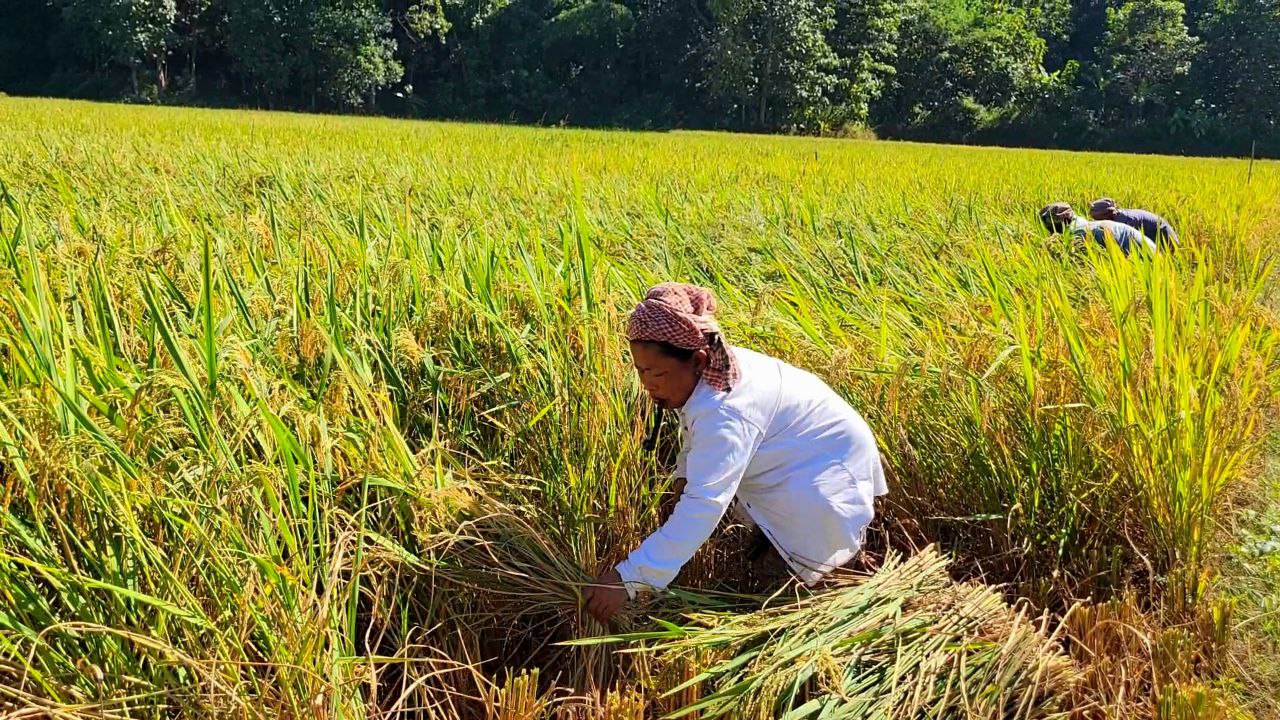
[616,347,887,592]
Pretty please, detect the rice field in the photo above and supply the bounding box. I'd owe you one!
[0,97,1278,718]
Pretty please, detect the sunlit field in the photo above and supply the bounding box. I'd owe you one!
[1,97,1277,718]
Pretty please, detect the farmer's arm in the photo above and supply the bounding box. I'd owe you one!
[616,411,756,593]
[584,411,757,621]
[1131,226,1158,255]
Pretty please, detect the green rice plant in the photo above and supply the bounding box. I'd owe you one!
[0,97,1276,717]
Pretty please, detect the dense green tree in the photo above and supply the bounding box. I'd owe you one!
[1016,0,1073,69]
[220,0,304,99]
[874,0,1048,138]
[310,0,402,105]
[630,0,713,115]
[0,0,1277,154]
[172,0,213,92]
[222,0,399,107]
[1061,0,1108,70]
[1196,0,1280,139]
[541,1,637,111]
[702,0,839,129]
[56,0,177,94]
[1097,0,1199,127]
[392,0,563,119]
[391,0,450,91]
[391,0,509,91]
[826,0,904,127]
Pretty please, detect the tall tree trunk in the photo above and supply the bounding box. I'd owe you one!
[457,43,470,93]
[758,21,774,127]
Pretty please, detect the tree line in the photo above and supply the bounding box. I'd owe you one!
[1,0,1277,156]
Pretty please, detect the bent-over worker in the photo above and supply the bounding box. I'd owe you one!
[1039,202,1157,256]
[1088,198,1179,251]
[583,282,888,623]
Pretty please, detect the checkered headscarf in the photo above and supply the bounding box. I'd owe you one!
[627,283,740,393]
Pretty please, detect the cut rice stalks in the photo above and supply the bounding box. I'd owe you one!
[575,548,1083,719]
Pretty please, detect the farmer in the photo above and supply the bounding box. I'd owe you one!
[582,282,888,623]
[1038,202,1157,256]
[1088,198,1179,251]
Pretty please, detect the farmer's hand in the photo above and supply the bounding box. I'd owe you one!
[583,567,628,624]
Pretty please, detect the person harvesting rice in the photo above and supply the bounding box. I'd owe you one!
[1088,198,1179,252]
[583,283,888,623]
[1038,202,1158,256]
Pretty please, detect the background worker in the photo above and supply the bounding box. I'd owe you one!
[1039,202,1158,256]
[1089,198,1179,251]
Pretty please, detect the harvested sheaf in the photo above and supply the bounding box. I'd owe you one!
[597,549,1082,719]
[421,489,1083,719]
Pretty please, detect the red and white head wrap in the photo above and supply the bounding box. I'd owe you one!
[626,282,740,393]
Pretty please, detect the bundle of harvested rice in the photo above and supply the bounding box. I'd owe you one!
[422,488,1081,718]
[578,549,1082,719]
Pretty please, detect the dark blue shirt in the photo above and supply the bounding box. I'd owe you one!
[1113,208,1178,250]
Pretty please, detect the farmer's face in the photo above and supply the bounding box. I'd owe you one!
[630,341,706,410]
[1089,207,1116,221]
